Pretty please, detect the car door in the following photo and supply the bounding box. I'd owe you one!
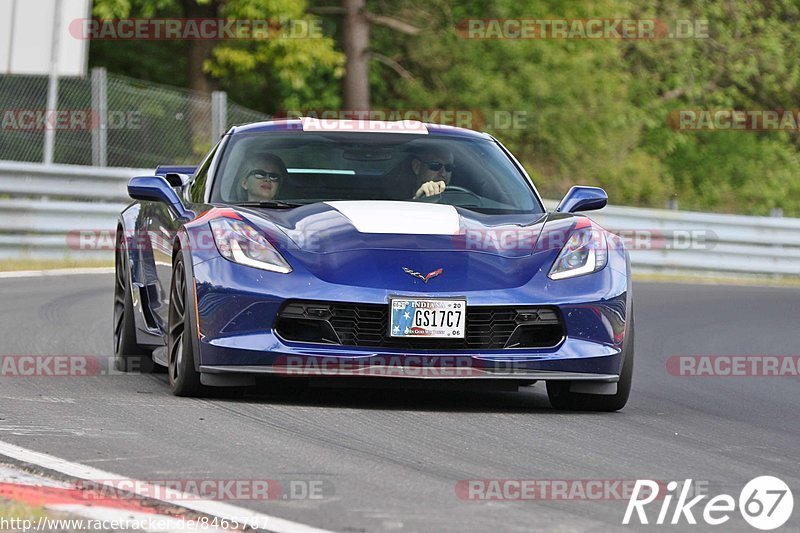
[147,142,222,330]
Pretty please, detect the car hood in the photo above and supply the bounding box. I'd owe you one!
[239,201,576,290]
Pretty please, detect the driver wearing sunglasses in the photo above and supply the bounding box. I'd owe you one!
[239,153,287,201]
[410,148,455,199]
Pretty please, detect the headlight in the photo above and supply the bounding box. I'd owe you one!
[548,225,608,280]
[210,218,292,273]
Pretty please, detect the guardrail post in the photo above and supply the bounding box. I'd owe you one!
[769,208,784,278]
[211,91,228,145]
[91,68,108,167]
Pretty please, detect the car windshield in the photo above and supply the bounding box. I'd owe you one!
[210,131,543,215]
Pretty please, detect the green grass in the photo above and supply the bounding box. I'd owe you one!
[0,259,114,272]
[0,498,88,532]
[634,272,800,288]
[0,499,49,521]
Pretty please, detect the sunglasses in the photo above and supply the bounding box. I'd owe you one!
[246,169,282,182]
[422,160,455,172]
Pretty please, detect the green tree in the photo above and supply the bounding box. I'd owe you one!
[90,0,800,215]
[359,0,664,204]
[623,0,800,214]
[91,0,344,110]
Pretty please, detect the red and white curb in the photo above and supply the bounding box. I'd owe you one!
[0,440,332,533]
[0,464,219,533]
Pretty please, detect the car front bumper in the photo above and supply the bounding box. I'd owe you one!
[190,256,630,382]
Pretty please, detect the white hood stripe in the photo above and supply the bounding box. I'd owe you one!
[325,201,461,235]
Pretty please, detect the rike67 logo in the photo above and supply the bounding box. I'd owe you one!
[624,476,793,530]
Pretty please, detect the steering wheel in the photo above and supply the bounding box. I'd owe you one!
[415,185,482,205]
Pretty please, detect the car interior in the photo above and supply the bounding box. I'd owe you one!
[215,134,541,213]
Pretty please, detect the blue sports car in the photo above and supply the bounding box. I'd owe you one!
[114,118,633,410]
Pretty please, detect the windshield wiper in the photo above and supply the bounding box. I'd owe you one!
[233,201,304,209]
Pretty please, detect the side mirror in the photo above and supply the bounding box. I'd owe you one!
[555,186,608,213]
[128,176,190,219]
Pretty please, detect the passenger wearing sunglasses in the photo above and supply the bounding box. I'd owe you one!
[410,149,455,199]
[239,153,287,201]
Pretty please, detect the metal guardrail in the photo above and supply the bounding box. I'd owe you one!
[0,161,143,260]
[0,161,141,202]
[1,161,798,276]
[589,206,800,276]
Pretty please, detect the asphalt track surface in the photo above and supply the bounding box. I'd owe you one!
[0,273,798,532]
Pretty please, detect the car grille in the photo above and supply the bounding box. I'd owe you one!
[275,301,565,350]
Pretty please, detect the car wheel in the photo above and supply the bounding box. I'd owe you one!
[167,251,206,397]
[113,231,154,373]
[546,306,634,412]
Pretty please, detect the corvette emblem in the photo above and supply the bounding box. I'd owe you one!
[402,267,443,283]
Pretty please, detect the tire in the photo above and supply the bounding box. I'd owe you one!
[546,306,635,412]
[167,251,207,397]
[113,231,154,373]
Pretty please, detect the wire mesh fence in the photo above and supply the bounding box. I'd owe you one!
[229,100,272,128]
[0,70,270,169]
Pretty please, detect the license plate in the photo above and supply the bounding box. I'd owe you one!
[389,298,466,338]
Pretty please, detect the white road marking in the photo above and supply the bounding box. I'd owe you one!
[0,267,115,279]
[0,439,333,533]
[0,425,138,438]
